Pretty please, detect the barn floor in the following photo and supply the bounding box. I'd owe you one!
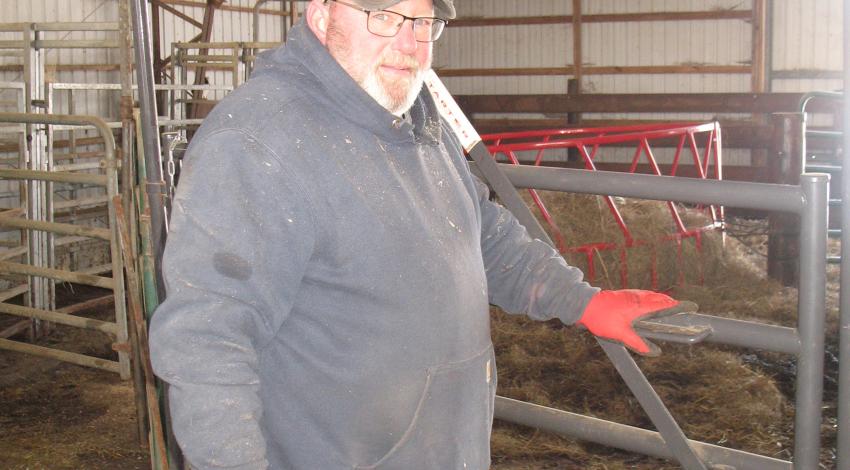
[0,214,842,469]
[0,288,148,470]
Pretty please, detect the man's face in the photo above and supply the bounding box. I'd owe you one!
[324,0,434,115]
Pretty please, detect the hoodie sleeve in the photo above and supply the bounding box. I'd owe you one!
[149,128,316,470]
[437,118,598,324]
[475,174,599,324]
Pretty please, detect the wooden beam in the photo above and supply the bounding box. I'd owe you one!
[751,0,767,92]
[436,65,750,77]
[772,69,843,79]
[571,0,582,92]
[0,64,121,73]
[0,136,106,153]
[438,66,575,77]
[157,0,287,16]
[584,65,749,74]
[449,10,752,27]
[454,93,840,114]
[153,0,204,29]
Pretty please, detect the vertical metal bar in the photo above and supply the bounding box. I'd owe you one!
[712,123,724,227]
[231,47,238,87]
[837,0,850,464]
[26,24,49,328]
[67,89,78,209]
[253,0,272,43]
[118,0,151,449]
[600,342,707,469]
[794,173,829,469]
[91,119,132,382]
[119,0,137,234]
[44,83,55,315]
[129,0,167,298]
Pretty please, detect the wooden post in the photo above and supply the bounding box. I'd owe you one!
[571,0,582,93]
[567,79,580,162]
[751,0,767,93]
[767,112,805,285]
[189,0,222,119]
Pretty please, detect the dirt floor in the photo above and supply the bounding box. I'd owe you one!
[0,200,842,469]
[0,288,149,470]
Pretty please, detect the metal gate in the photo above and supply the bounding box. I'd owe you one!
[0,112,130,379]
[426,73,831,470]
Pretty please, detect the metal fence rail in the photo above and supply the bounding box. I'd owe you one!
[482,163,828,470]
[0,112,129,379]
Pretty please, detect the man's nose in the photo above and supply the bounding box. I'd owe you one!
[392,19,418,54]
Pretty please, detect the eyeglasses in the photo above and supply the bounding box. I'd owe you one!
[326,0,447,43]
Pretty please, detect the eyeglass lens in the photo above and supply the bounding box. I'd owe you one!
[367,10,445,42]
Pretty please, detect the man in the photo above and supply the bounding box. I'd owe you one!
[149,1,679,468]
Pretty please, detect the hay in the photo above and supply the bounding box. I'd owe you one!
[491,191,796,468]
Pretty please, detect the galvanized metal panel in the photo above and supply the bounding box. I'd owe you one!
[770,0,842,92]
[435,0,572,95]
[0,0,843,168]
[438,0,755,96]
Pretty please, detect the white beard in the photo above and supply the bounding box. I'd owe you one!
[324,13,432,116]
[361,65,426,115]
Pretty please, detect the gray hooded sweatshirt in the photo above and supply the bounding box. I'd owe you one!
[149,20,598,470]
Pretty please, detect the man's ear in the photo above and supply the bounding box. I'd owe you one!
[306,0,330,45]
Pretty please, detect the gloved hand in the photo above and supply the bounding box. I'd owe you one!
[576,289,679,355]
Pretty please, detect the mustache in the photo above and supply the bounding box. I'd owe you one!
[378,52,420,71]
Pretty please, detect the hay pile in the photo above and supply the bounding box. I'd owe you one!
[490,191,796,469]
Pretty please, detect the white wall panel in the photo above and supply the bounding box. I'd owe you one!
[438,0,755,96]
[0,0,121,119]
[770,0,842,92]
[159,0,291,96]
[582,0,752,94]
[435,0,573,94]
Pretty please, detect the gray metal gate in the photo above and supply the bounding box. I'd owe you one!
[425,72,833,469]
[0,112,130,378]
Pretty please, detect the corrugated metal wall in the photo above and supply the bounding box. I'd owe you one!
[434,1,572,95]
[157,0,291,99]
[436,0,755,95]
[1,0,843,104]
[0,0,844,141]
[0,0,293,112]
[771,0,843,93]
[0,0,122,119]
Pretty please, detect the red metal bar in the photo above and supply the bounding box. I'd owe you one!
[483,122,723,289]
[502,150,568,252]
[669,133,687,176]
[641,138,687,234]
[577,144,632,243]
[483,122,718,152]
[701,127,715,177]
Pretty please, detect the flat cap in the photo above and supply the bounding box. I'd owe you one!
[357,0,455,19]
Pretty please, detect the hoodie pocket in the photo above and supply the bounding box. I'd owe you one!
[355,344,496,470]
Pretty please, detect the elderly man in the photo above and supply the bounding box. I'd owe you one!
[149,0,678,468]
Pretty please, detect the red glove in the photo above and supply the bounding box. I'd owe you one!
[577,289,678,355]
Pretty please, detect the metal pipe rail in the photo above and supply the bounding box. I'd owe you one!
[0,112,130,379]
[839,6,850,467]
[485,163,828,470]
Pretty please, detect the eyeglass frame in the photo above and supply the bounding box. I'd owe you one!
[324,0,448,43]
